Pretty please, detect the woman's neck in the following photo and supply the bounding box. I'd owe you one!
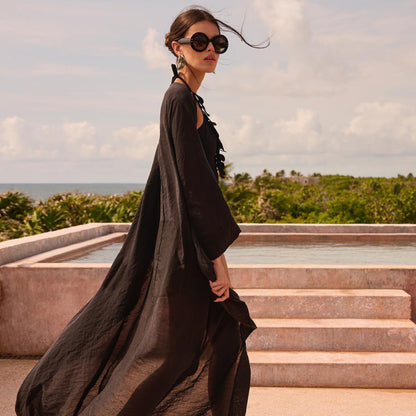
[176,67,205,93]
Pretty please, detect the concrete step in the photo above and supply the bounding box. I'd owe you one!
[236,232,416,243]
[237,223,416,233]
[248,350,416,388]
[247,318,416,351]
[229,265,416,289]
[237,289,411,319]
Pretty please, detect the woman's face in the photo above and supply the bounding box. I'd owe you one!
[175,20,220,75]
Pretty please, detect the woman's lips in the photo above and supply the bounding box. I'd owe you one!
[204,55,216,62]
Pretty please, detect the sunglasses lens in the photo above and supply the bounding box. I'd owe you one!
[214,35,228,53]
[191,33,209,51]
[189,33,229,53]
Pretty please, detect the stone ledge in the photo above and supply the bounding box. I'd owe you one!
[0,223,129,265]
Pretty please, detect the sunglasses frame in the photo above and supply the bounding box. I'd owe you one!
[177,32,229,54]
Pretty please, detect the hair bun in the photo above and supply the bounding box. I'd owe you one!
[164,32,170,48]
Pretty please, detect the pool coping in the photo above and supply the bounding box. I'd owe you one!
[2,222,416,266]
[8,232,126,266]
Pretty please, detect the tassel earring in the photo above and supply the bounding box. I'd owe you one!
[176,53,186,70]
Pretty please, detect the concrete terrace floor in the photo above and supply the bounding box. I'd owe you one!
[2,359,416,416]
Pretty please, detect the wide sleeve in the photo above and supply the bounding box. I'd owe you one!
[163,86,241,260]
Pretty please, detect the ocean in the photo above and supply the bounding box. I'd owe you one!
[0,183,146,202]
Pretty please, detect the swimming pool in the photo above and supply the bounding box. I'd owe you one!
[63,240,416,265]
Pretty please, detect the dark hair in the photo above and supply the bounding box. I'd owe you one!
[165,6,269,57]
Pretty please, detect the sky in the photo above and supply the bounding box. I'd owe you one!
[1,0,416,183]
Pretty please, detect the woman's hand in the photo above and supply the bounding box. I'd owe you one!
[209,254,231,302]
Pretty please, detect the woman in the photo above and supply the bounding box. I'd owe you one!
[16,6,267,416]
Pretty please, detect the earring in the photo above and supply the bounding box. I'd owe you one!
[176,53,186,70]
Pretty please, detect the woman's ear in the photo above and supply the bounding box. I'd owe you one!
[171,41,181,57]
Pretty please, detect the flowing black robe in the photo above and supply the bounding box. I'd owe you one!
[15,81,257,416]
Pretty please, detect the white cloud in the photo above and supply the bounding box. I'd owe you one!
[218,1,353,98]
[254,0,311,47]
[342,102,416,156]
[2,2,416,180]
[0,119,62,161]
[62,121,96,143]
[217,108,325,158]
[0,117,161,163]
[3,98,415,176]
[100,123,159,160]
[273,108,325,153]
[216,115,265,156]
[217,57,352,97]
[32,124,60,159]
[141,28,171,70]
[217,101,416,164]
[0,117,25,159]
[62,121,97,158]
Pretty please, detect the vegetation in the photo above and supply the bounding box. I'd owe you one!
[0,190,143,242]
[219,167,416,224]
[1,166,416,242]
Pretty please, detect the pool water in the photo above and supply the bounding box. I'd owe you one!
[64,241,416,265]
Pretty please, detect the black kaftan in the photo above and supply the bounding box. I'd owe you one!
[15,75,257,416]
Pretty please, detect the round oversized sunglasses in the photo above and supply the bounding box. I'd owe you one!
[178,32,229,54]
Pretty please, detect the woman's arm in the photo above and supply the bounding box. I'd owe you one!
[209,253,231,302]
[161,86,241,261]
